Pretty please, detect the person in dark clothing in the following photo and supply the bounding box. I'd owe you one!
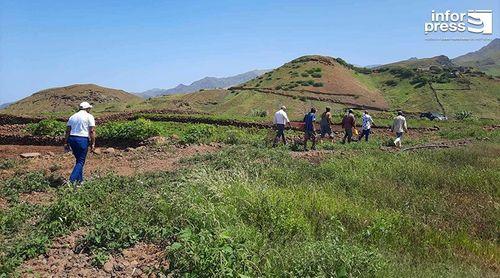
[320,107,333,138]
[303,107,317,151]
[341,109,356,143]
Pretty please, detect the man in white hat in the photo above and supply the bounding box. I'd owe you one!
[273,105,291,146]
[64,102,96,187]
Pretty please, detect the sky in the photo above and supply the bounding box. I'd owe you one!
[0,0,498,103]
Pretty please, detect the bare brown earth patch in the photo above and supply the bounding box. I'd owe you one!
[0,197,8,210]
[19,229,168,277]
[0,143,221,180]
[19,191,55,206]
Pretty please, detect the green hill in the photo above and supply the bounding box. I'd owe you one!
[369,55,500,119]
[135,54,500,120]
[134,55,389,119]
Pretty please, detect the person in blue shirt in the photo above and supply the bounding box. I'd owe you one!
[303,107,317,151]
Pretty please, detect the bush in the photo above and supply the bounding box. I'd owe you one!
[297,80,316,86]
[389,67,415,79]
[313,82,324,87]
[306,67,322,74]
[384,80,398,86]
[26,119,66,137]
[409,75,428,87]
[180,125,215,144]
[250,108,268,118]
[301,73,309,77]
[0,159,16,170]
[98,118,161,141]
[455,111,472,120]
[311,72,322,78]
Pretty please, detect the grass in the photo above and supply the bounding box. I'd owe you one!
[1,136,499,276]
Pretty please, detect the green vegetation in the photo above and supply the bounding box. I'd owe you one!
[335,58,372,74]
[26,119,66,137]
[0,159,17,170]
[98,118,161,141]
[455,110,473,120]
[1,140,498,276]
[250,108,269,118]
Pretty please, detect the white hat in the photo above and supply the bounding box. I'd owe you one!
[79,102,92,109]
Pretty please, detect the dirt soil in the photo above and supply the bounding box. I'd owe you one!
[19,191,56,206]
[19,229,168,277]
[0,143,221,180]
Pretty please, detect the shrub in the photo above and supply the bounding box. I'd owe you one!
[306,67,322,73]
[180,125,215,144]
[409,75,428,87]
[313,82,324,87]
[250,108,268,118]
[455,111,472,120]
[297,80,316,86]
[311,72,322,78]
[98,118,161,141]
[0,159,16,170]
[301,73,309,77]
[26,119,66,137]
[389,67,415,79]
[384,80,398,86]
[353,66,372,74]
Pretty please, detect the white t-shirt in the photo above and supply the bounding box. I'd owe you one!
[67,110,95,137]
[392,115,407,133]
[273,109,290,125]
[361,114,373,130]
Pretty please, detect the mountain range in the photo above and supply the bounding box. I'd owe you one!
[138,69,269,98]
[0,102,12,109]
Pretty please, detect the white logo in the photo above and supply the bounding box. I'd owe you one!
[425,10,493,35]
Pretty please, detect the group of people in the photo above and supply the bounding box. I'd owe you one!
[273,106,408,150]
[64,101,408,188]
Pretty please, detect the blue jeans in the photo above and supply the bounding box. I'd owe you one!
[359,129,371,142]
[274,124,287,145]
[68,136,89,183]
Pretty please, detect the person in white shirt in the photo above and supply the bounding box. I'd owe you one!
[391,111,408,148]
[358,110,374,142]
[273,106,291,146]
[65,102,96,186]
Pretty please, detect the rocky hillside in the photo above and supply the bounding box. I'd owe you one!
[453,38,500,77]
[377,55,456,70]
[2,84,142,116]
